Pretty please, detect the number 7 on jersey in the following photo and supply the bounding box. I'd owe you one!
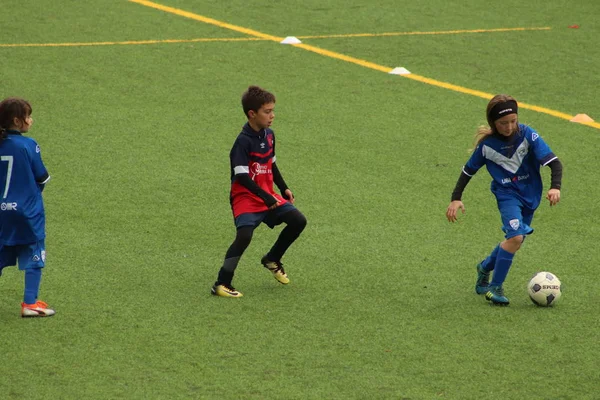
[1,155,14,199]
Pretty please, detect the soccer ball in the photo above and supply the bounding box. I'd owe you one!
[527,272,562,307]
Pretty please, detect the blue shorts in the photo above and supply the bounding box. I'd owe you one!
[0,240,46,276]
[234,202,297,229]
[496,194,535,239]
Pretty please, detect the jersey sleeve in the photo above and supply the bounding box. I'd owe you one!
[527,126,556,166]
[230,137,250,175]
[463,144,486,176]
[27,139,50,184]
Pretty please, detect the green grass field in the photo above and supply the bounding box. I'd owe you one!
[1,1,599,399]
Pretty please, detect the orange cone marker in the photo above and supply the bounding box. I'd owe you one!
[570,114,594,123]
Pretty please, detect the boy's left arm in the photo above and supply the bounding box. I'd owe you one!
[272,162,294,203]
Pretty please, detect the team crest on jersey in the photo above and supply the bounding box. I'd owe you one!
[267,135,273,147]
[532,132,539,141]
[36,145,41,153]
[509,219,520,230]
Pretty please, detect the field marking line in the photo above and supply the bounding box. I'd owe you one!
[127,0,599,130]
[129,0,282,41]
[0,27,550,48]
[297,27,551,39]
[0,37,263,48]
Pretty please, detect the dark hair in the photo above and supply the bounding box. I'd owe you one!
[0,97,32,144]
[241,86,275,118]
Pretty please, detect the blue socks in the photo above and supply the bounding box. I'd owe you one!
[480,244,500,271]
[23,268,42,304]
[490,247,515,287]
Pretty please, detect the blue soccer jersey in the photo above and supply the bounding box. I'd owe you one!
[0,132,50,245]
[463,124,556,210]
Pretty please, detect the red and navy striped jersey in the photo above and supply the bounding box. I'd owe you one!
[229,123,287,217]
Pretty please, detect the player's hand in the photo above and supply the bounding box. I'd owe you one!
[268,200,281,210]
[546,189,561,206]
[446,200,465,222]
[284,189,295,204]
[266,196,280,210]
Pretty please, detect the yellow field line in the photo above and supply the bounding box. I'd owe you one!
[0,27,551,48]
[124,0,597,129]
[129,0,282,41]
[0,37,262,48]
[297,27,551,39]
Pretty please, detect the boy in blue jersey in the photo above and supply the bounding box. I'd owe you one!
[446,94,562,306]
[0,98,55,317]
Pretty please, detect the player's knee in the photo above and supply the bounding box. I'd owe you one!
[507,235,524,250]
[294,212,307,232]
[286,210,307,234]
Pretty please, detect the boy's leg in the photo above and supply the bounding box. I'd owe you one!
[264,209,307,262]
[261,208,307,284]
[212,226,255,297]
[216,226,254,285]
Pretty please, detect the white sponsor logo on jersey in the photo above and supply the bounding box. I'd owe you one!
[0,202,18,211]
[250,162,271,180]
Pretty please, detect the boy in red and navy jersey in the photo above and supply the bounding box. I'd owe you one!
[211,86,307,298]
[229,124,286,216]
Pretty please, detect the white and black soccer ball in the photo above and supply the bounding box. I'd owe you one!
[527,271,562,307]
